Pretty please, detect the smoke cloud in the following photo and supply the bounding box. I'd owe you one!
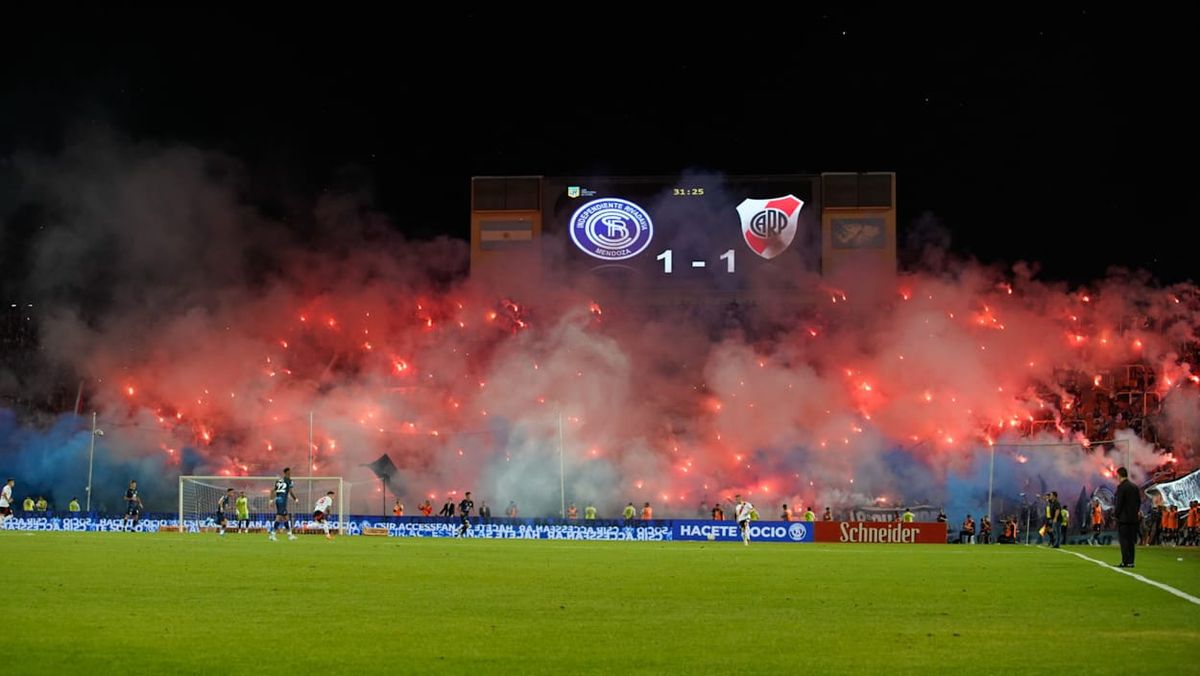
[1,130,1193,519]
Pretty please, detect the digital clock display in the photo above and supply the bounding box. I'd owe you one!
[542,175,818,302]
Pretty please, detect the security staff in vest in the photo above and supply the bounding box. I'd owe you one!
[1113,467,1141,568]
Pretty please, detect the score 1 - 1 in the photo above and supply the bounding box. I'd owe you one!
[655,249,735,274]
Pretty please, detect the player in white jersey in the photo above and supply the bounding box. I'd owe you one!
[313,491,335,539]
[0,478,14,526]
[734,494,754,545]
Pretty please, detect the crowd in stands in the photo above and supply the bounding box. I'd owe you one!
[985,363,1163,448]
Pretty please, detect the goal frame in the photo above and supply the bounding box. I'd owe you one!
[178,475,346,534]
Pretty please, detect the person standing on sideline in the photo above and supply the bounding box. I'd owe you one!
[1113,467,1141,568]
[622,502,636,524]
[1187,501,1199,546]
[1047,491,1063,548]
[479,501,492,521]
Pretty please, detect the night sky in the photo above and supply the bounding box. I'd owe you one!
[1,5,1193,289]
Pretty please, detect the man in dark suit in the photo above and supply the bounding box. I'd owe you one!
[1113,467,1141,568]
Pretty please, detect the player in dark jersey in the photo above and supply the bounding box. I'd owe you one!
[456,491,474,537]
[269,467,298,541]
[122,480,143,531]
[216,488,233,536]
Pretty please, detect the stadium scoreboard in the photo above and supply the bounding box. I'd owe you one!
[470,173,895,303]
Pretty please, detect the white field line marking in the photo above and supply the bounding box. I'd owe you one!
[1054,547,1200,606]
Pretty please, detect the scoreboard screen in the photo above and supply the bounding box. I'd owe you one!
[541,175,819,299]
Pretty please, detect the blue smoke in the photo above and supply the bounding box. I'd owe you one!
[944,445,1104,527]
[0,409,175,512]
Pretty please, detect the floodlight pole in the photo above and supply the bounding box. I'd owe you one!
[1025,498,1032,546]
[986,444,995,538]
[558,409,566,519]
[86,412,97,512]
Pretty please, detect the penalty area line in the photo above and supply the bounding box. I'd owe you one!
[1053,547,1200,606]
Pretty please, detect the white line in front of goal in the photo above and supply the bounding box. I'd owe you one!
[1054,547,1200,606]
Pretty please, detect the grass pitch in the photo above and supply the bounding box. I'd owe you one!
[4,532,1198,674]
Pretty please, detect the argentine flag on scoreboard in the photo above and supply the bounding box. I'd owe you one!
[480,219,533,250]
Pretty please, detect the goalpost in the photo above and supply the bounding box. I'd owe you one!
[178,476,346,534]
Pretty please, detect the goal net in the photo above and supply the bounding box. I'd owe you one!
[178,476,346,534]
